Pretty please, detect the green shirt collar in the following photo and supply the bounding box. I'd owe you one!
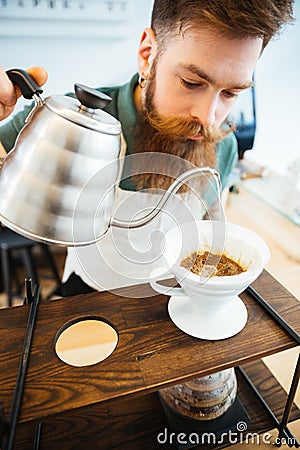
[117,73,139,155]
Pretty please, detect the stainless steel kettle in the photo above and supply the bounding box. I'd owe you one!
[0,69,221,246]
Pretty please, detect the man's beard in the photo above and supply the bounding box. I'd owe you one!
[131,61,233,192]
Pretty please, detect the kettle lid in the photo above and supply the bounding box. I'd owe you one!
[45,83,121,135]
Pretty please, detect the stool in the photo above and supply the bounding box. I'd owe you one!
[0,227,61,307]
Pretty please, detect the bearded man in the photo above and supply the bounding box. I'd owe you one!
[0,0,294,296]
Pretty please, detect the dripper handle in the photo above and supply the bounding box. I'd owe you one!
[74,84,112,110]
[150,276,187,297]
[6,68,43,100]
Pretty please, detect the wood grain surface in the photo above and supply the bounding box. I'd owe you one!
[0,270,298,434]
[13,360,300,449]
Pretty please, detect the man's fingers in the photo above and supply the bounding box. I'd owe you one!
[0,66,17,107]
[0,66,48,121]
[0,66,47,103]
[13,67,48,99]
[26,66,48,88]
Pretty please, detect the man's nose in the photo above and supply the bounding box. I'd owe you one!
[190,94,218,127]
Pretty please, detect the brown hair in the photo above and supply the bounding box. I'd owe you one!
[151,0,294,50]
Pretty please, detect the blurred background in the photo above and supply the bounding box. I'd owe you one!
[0,0,299,173]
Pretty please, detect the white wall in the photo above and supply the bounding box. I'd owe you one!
[249,0,300,174]
[1,0,299,174]
[0,1,153,98]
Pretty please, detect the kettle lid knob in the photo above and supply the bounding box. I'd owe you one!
[74,83,111,110]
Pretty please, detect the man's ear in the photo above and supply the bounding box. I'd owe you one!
[137,27,157,79]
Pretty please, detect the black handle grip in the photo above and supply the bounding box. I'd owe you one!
[6,68,43,100]
[74,83,111,110]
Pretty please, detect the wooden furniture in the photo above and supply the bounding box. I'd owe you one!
[0,270,299,449]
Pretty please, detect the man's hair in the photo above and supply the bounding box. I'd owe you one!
[151,0,294,50]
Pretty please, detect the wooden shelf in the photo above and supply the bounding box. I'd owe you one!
[0,270,299,448]
[13,359,300,449]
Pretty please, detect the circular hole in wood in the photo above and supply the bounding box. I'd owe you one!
[55,317,118,367]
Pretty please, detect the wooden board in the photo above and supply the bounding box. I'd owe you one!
[0,270,298,426]
[13,359,300,449]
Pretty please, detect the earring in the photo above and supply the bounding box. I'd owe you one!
[138,74,147,88]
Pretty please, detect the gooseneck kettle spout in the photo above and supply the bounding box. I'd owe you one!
[110,167,222,229]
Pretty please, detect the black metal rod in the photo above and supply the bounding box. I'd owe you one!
[246,285,300,345]
[24,277,33,305]
[278,353,300,438]
[32,422,42,450]
[6,284,41,450]
[236,366,298,445]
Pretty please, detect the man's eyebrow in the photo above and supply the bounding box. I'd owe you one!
[178,63,254,90]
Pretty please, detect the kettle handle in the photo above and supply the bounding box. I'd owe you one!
[6,68,43,100]
[74,83,112,110]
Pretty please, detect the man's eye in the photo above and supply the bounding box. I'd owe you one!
[223,90,238,99]
[180,78,201,89]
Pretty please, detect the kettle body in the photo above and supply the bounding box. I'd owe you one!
[0,69,223,247]
[0,69,122,245]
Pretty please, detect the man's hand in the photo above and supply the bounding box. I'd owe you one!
[0,66,48,121]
